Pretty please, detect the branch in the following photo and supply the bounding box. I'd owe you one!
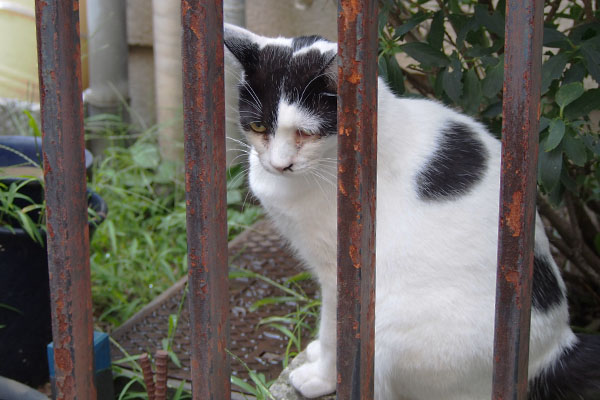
[538,194,600,277]
[544,0,562,24]
[547,233,598,281]
[582,0,595,22]
[402,69,433,96]
[562,270,600,305]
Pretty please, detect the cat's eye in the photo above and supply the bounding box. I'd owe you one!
[296,129,313,138]
[249,122,267,133]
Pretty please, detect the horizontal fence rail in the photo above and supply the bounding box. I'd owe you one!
[35,0,97,399]
[493,0,544,399]
[336,0,379,399]
[181,1,230,399]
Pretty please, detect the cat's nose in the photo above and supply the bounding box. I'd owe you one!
[272,162,294,173]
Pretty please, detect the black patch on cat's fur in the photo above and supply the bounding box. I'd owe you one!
[292,35,324,51]
[529,334,600,400]
[224,37,260,71]
[417,122,488,200]
[531,254,564,312]
[225,34,337,136]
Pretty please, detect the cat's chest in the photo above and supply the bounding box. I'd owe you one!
[249,159,337,265]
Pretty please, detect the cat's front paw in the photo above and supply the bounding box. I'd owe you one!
[289,361,336,398]
[306,340,321,362]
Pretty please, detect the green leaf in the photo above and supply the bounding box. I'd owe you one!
[482,101,502,118]
[556,82,585,111]
[564,89,600,121]
[463,69,482,115]
[541,52,570,94]
[560,168,577,193]
[443,53,462,102]
[580,41,600,84]
[227,189,242,205]
[427,11,444,50]
[538,116,551,133]
[474,5,505,37]
[563,133,587,167]
[482,55,504,99]
[394,13,429,39]
[378,55,405,96]
[399,42,449,68]
[544,119,565,151]
[562,61,587,85]
[131,143,160,169]
[543,27,571,49]
[230,376,258,395]
[538,143,562,191]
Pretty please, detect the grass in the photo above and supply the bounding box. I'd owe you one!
[2,110,318,396]
[87,115,263,327]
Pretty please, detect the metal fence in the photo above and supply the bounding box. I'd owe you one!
[35,0,542,399]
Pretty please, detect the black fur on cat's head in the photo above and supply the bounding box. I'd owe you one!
[224,24,338,138]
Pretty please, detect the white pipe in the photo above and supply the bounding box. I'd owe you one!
[0,2,34,18]
[152,0,183,162]
[152,0,247,164]
[85,0,128,110]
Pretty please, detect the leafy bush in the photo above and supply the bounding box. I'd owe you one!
[378,0,600,327]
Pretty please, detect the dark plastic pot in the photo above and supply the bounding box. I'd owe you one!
[0,136,106,386]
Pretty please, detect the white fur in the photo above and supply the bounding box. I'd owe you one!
[231,27,576,398]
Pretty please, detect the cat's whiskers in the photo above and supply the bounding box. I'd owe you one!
[312,169,336,189]
[237,97,263,113]
[227,165,251,189]
[226,67,264,110]
[308,170,329,202]
[241,180,257,212]
[227,153,251,170]
[298,71,331,106]
[226,136,252,150]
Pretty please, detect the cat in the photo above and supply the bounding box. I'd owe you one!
[223,23,600,400]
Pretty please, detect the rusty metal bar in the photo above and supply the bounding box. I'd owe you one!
[139,353,155,400]
[492,0,544,399]
[154,350,169,400]
[181,1,230,399]
[34,1,96,399]
[336,1,378,399]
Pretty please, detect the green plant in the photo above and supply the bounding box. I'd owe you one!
[110,338,192,400]
[229,350,276,400]
[0,178,45,244]
[230,269,320,368]
[88,116,262,326]
[378,0,600,327]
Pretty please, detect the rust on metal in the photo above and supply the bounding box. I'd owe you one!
[492,0,544,399]
[154,350,169,400]
[336,1,378,399]
[34,0,96,398]
[140,353,155,400]
[181,1,230,399]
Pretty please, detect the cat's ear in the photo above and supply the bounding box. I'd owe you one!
[224,23,260,72]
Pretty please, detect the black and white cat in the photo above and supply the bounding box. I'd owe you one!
[223,24,600,400]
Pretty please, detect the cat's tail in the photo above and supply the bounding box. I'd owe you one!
[529,333,600,400]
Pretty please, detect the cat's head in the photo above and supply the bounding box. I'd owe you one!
[224,24,337,176]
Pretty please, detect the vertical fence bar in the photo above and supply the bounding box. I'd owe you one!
[34,1,96,399]
[181,1,230,399]
[492,0,544,399]
[336,1,378,398]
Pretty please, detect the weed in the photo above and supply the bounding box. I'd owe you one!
[88,120,262,326]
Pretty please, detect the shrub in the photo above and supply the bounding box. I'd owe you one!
[378,0,600,328]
